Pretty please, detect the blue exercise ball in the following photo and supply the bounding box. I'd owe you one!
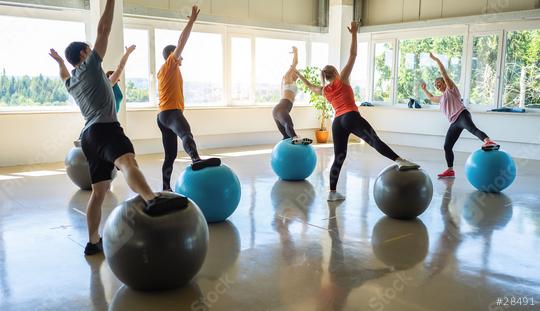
[271,139,317,181]
[175,165,241,223]
[465,149,516,193]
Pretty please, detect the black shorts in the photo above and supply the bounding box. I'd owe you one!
[81,122,134,184]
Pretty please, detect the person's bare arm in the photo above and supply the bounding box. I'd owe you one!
[173,5,200,60]
[108,45,136,85]
[421,82,441,103]
[49,49,70,81]
[340,21,359,84]
[94,0,115,59]
[296,70,323,95]
[429,52,455,89]
[283,46,298,81]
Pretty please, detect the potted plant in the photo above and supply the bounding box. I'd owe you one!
[297,66,333,143]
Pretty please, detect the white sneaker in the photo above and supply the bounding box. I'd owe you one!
[327,191,346,202]
[395,158,420,171]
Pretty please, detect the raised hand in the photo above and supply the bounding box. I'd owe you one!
[188,5,200,20]
[347,21,359,34]
[49,49,64,63]
[429,52,440,62]
[125,44,136,54]
[421,82,427,90]
[291,46,298,54]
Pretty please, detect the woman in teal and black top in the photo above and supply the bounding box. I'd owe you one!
[106,44,136,113]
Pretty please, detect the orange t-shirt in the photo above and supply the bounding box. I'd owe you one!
[323,78,358,117]
[157,54,184,111]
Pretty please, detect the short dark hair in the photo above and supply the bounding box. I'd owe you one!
[163,45,176,60]
[65,41,90,66]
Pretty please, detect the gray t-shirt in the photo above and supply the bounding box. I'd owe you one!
[66,50,117,131]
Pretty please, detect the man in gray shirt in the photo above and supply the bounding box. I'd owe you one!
[50,0,187,256]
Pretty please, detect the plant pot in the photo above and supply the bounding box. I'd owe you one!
[315,130,329,143]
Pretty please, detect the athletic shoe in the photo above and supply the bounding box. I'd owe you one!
[192,158,221,171]
[327,191,346,202]
[395,159,420,171]
[292,137,313,145]
[84,238,103,256]
[145,194,188,216]
[437,169,455,179]
[482,140,500,151]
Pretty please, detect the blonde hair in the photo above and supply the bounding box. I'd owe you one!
[321,65,338,87]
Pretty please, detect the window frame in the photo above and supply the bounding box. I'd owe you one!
[371,39,396,105]
[0,4,90,113]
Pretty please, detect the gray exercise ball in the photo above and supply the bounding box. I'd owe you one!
[65,144,117,190]
[103,192,209,291]
[373,165,433,220]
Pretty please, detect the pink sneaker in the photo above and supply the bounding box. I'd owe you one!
[438,169,455,179]
[482,140,500,151]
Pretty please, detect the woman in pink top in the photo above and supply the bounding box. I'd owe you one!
[421,52,499,179]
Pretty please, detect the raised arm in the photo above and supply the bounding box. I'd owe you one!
[49,49,70,81]
[283,46,298,80]
[296,69,323,95]
[429,52,455,89]
[94,0,115,59]
[108,45,136,85]
[173,5,200,61]
[340,21,359,84]
[421,82,441,103]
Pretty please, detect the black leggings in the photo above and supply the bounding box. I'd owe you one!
[157,109,200,190]
[444,110,488,167]
[330,111,399,191]
[272,99,298,139]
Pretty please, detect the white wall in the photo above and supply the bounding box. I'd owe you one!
[0,107,319,166]
[359,106,540,160]
[361,0,540,25]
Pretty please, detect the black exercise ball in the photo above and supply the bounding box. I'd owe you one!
[103,192,209,291]
[373,165,433,220]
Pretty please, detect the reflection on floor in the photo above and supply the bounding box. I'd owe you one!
[0,143,539,311]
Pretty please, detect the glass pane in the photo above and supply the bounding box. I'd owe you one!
[155,29,223,107]
[123,28,150,108]
[0,16,85,111]
[231,37,251,102]
[469,35,499,106]
[397,36,463,105]
[503,29,540,108]
[255,38,306,104]
[311,42,329,69]
[373,42,394,102]
[351,42,369,103]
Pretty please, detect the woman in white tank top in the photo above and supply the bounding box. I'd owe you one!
[272,47,313,145]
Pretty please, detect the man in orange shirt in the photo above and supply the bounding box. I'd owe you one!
[157,5,220,191]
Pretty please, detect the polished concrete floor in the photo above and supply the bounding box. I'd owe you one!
[0,143,539,311]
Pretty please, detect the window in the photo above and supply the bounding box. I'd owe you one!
[373,42,394,102]
[255,38,306,104]
[502,29,540,108]
[311,42,329,69]
[155,29,224,107]
[0,15,85,111]
[231,37,252,102]
[397,36,463,105]
[123,28,150,108]
[351,42,369,103]
[469,35,499,106]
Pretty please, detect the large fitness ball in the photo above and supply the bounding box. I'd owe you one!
[65,145,116,190]
[103,192,208,291]
[465,149,516,193]
[271,139,317,181]
[373,165,433,220]
[175,165,241,223]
